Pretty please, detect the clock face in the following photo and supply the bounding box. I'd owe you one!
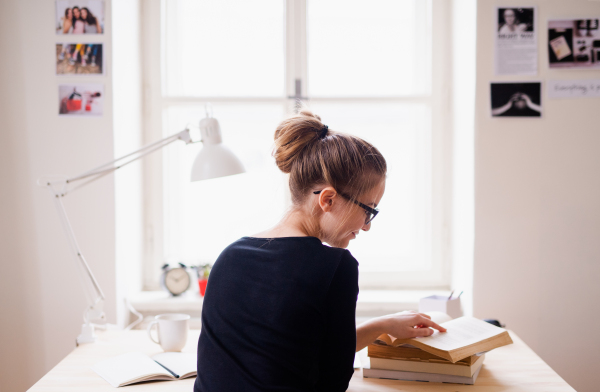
[164,268,190,296]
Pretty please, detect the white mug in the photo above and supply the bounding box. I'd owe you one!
[147,313,190,352]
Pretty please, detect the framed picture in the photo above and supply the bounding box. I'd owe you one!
[491,82,542,117]
[56,0,104,35]
[56,43,103,75]
[59,84,104,116]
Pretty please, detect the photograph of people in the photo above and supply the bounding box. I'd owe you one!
[491,83,541,117]
[194,106,447,391]
[56,43,103,74]
[56,0,104,34]
[498,8,534,34]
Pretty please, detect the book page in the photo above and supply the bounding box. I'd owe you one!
[413,317,506,351]
[152,352,197,378]
[92,352,172,387]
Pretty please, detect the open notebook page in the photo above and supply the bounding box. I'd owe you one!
[415,317,506,351]
[92,352,174,387]
[152,352,197,378]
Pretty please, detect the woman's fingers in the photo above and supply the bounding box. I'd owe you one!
[419,313,432,320]
[412,327,435,337]
[419,316,447,332]
[410,316,447,337]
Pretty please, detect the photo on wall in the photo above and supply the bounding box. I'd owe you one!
[497,8,534,34]
[548,19,600,69]
[56,0,104,34]
[56,43,103,75]
[494,7,537,75]
[59,84,103,116]
[491,82,542,117]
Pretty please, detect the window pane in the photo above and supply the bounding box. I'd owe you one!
[162,104,287,264]
[307,0,431,97]
[164,0,284,97]
[309,103,432,271]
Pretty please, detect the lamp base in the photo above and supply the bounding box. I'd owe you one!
[76,323,97,345]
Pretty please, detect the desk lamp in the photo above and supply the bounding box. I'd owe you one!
[38,111,244,345]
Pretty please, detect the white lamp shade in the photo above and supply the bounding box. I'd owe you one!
[190,144,245,182]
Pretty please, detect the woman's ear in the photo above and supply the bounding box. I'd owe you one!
[317,187,337,212]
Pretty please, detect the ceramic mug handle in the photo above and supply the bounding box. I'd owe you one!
[147,320,160,345]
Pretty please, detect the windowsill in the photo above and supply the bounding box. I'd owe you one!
[355,289,451,316]
[127,289,452,323]
[128,290,204,313]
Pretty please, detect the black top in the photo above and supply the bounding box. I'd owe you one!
[194,236,359,392]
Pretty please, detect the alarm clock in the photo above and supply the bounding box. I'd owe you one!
[160,263,191,296]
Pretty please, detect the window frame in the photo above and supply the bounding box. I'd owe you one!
[140,0,453,290]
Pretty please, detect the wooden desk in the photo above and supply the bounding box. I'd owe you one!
[29,330,574,391]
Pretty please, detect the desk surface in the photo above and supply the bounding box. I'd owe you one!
[29,330,574,391]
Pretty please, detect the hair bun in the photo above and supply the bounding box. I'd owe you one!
[272,105,386,206]
[273,108,324,174]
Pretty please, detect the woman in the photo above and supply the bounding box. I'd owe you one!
[498,9,528,34]
[194,107,446,392]
[71,7,85,34]
[492,92,541,117]
[81,7,102,34]
[61,8,73,34]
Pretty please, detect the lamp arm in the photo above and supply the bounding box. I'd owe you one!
[37,127,195,343]
[53,193,105,304]
[66,129,192,186]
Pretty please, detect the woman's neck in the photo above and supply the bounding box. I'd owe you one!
[252,208,320,239]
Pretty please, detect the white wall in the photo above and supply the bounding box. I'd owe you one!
[0,1,118,390]
[474,1,600,391]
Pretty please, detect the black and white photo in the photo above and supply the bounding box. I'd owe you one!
[497,8,534,34]
[548,19,600,69]
[491,82,541,117]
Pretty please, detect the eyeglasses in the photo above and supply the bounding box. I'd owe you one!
[313,190,379,225]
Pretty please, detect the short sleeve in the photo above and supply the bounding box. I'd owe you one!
[315,250,359,392]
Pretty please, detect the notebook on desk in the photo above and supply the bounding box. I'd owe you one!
[92,352,196,387]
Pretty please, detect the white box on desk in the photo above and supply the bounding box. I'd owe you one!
[419,295,462,319]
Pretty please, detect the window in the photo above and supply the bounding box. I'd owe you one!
[142,0,452,290]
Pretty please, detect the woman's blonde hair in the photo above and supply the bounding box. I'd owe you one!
[273,106,387,206]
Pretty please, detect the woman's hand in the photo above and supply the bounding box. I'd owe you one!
[380,311,447,339]
[355,310,447,352]
[520,93,533,106]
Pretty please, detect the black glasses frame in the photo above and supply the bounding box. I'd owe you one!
[313,190,379,225]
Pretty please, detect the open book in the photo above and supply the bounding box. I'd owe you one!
[376,317,513,363]
[92,352,196,387]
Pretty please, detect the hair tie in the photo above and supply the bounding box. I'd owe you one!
[318,125,328,139]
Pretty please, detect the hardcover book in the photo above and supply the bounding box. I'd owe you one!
[375,317,513,363]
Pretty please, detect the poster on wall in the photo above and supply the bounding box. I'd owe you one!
[56,43,103,75]
[494,7,537,75]
[490,82,542,117]
[59,84,104,116]
[56,0,104,34]
[548,19,600,69]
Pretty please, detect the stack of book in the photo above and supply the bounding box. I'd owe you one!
[363,317,513,385]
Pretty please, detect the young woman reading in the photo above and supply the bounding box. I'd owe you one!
[194,108,446,392]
